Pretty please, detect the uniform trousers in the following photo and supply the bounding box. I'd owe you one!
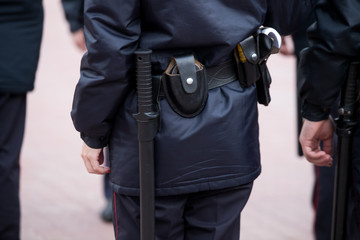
[112,182,253,240]
[0,93,26,240]
[347,111,360,240]
[313,164,335,240]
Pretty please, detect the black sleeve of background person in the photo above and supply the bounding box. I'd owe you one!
[61,0,84,32]
[299,0,360,121]
[292,13,316,56]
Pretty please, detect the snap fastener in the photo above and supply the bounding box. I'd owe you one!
[186,78,194,85]
[251,53,258,61]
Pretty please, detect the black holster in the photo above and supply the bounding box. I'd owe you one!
[234,30,274,106]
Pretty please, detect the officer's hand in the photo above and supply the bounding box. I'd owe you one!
[299,118,334,167]
[81,142,110,174]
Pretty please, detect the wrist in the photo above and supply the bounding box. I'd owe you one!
[80,133,108,149]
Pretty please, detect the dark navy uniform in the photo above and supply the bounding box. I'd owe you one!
[299,0,360,239]
[71,1,313,239]
[0,1,43,239]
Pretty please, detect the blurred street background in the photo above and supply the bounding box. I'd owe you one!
[19,1,314,239]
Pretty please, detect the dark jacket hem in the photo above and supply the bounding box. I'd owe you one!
[0,85,34,93]
[110,166,261,197]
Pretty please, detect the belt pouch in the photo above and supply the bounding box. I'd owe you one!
[162,54,208,118]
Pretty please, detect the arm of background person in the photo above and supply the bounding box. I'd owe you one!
[61,0,86,51]
[299,0,360,165]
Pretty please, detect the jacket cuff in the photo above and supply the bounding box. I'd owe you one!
[69,23,83,33]
[302,101,330,121]
[80,133,108,149]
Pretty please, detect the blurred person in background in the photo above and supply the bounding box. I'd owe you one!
[0,1,43,239]
[280,14,336,240]
[299,0,360,238]
[61,0,112,222]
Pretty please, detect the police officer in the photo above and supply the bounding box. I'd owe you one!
[71,1,314,239]
[0,1,43,239]
[299,0,360,239]
[281,13,336,239]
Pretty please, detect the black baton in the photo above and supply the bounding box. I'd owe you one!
[133,49,159,240]
[332,62,360,240]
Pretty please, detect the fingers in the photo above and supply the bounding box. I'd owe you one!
[81,143,110,175]
[299,118,334,167]
[302,146,333,167]
[90,151,110,174]
[76,40,87,52]
[321,137,334,156]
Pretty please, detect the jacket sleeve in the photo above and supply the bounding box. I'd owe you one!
[61,0,84,32]
[264,0,315,36]
[299,0,360,121]
[71,0,141,148]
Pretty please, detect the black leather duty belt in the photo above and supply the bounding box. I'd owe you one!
[206,59,238,89]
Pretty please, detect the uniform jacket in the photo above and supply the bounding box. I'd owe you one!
[0,0,43,93]
[61,0,84,33]
[299,0,360,121]
[72,0,314,196]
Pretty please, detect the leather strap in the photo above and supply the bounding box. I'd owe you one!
[173,55,198,94]
[206,60,237,89]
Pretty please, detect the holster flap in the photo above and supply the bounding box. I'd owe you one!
[174,55,198,94]
[238,35,258,64]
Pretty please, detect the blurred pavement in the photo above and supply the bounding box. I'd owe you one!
[20,1,314,239]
